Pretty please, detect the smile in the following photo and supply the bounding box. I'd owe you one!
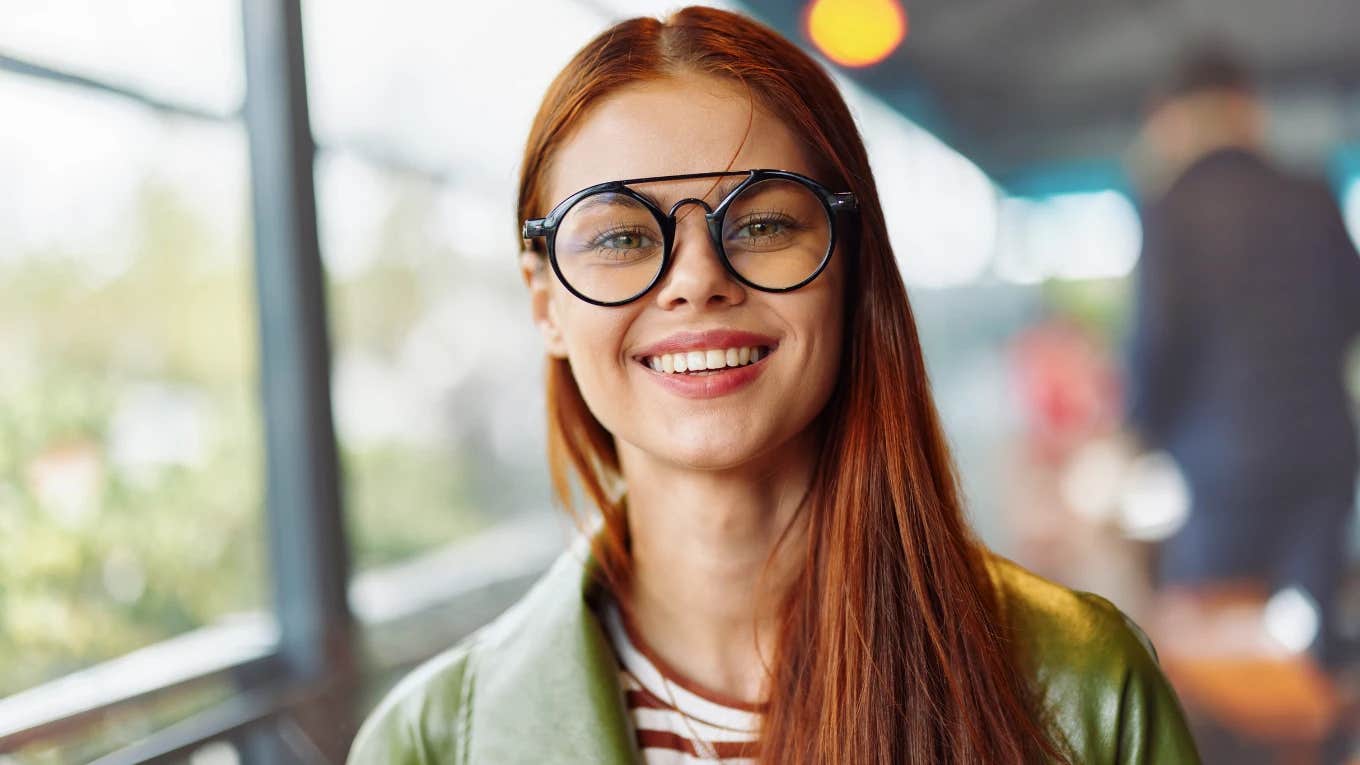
[641,345,775,375]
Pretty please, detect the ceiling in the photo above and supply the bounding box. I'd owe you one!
[743,0,1360,193]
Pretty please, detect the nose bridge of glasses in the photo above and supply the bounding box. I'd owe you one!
[666,197,714,218]
[664,197,725,255]
[662,196,727,264]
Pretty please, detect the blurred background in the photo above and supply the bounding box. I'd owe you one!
[0,0,1357,762]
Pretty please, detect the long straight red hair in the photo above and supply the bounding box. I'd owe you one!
[517,7,1070,763]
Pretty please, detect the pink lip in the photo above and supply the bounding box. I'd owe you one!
[631,329,779,360]
[639,354,773,399]
[631,329,780,400]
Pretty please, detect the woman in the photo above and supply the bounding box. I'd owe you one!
[349,7,1200,764]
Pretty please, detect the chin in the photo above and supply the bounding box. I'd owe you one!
[638,422,786,473]
[666,447,761,472]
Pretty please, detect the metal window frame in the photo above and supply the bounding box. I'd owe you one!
[240,0,353,685]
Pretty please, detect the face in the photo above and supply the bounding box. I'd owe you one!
[523,75,846,472]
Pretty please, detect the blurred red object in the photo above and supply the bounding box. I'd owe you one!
[1009,317,1122,464]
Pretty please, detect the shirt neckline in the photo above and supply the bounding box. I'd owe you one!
[600,597,768,728]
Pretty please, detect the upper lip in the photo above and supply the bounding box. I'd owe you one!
[632,329,780,360]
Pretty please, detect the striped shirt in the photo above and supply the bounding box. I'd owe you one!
[600,599,764,764]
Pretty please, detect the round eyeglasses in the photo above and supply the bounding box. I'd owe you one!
[521,169,858,306]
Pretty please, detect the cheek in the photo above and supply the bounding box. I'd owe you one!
[552,294,635,417]
[796,262,847,408]
[805,296,845,405]
[807,251,846,349]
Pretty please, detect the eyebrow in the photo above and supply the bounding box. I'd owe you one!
[571,191,641,214]
[712,177,744,200]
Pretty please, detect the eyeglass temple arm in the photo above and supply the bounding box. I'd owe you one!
[522,219,548,239]
[830,193,857,212]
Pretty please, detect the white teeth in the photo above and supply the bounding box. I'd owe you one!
[643,346,772,375]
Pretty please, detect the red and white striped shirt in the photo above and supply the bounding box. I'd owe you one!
[600,599,763,764]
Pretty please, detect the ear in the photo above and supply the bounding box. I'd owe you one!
[519,249,570,359]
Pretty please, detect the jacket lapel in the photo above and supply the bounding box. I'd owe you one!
[466,540,639,764]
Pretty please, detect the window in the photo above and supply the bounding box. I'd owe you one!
[0,5,278,760]
[0,50,266,703]
[0,0,243,115]
[301,0,609,572]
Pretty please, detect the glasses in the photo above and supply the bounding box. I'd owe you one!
[521,169,858,306]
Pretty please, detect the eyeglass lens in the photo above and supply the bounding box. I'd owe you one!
[553,178,832,304]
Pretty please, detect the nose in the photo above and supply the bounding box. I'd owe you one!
[652,199,744,310]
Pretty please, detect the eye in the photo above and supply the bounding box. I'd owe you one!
[582,226,660,261]
[728,213,798,243]
[596,230,654,250]
[737,220,786,239]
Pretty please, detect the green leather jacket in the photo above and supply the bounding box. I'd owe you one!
[348,540,1201,764]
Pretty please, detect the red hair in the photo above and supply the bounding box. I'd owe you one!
[516,7,1071,763]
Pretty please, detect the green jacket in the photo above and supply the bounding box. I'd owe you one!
[348,541,1201,764]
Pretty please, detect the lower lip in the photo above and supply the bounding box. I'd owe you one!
[639,351,773,399]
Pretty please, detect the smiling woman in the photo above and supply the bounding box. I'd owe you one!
[348,7,1201,764]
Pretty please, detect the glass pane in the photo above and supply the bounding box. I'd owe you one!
[303,0,618,572]
[316,153,551,571]
[0,0,245,115]
[0,73,268,696]
[303,0,602,180]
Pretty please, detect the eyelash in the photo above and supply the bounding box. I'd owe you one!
[586,225,655,250]
[728,208,800,235]
[582,205,801,250]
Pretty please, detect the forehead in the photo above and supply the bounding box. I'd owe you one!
[543,76,818,208]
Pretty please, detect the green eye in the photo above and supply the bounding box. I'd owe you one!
[729,214,798,244]
[583,227,660,262]
[601,232,651,249]
[739,221,784,238]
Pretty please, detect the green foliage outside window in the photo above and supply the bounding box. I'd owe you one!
[0,175,498,699]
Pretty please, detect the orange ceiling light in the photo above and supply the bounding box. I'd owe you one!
[805,0,908,68]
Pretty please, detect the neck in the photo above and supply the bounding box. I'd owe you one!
[1139,91,1264,196]
[615,432,816,706]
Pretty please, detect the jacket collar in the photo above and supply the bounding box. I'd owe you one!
[466,538,639,764]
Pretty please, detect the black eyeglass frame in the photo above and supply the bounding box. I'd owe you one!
[521,169,859,307]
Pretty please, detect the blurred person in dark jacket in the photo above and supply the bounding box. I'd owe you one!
[1127,45,1360,670]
